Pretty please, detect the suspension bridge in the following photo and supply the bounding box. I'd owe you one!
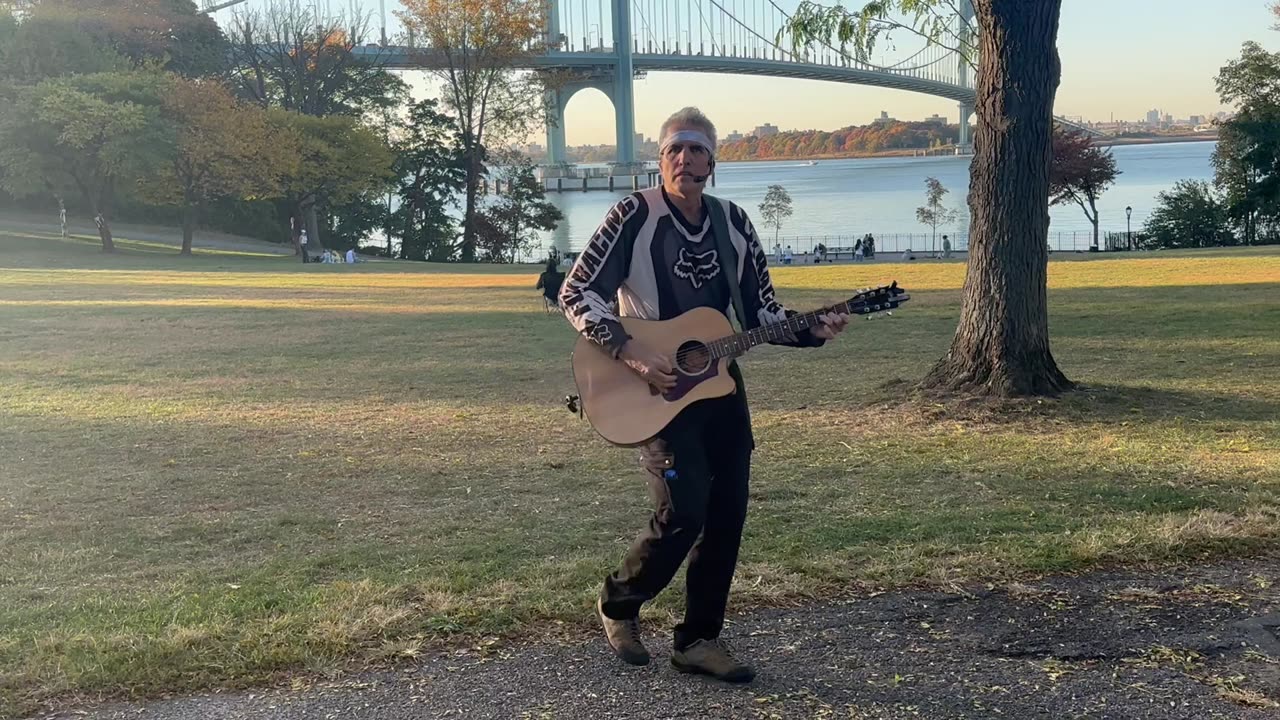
[203,0,981,166]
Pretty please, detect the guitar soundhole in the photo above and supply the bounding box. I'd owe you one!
[674,340,711,375]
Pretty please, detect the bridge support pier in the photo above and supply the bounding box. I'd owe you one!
[958,102,974,148]
[610,0,636,165]
[545,88,569,165]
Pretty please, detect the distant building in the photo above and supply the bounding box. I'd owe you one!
[724,130,744,143]
[752,123,779,138]
[634,132,645,147]
[923,114,947,125]
[1146,109,1161,124]
[1188,115,1205,126]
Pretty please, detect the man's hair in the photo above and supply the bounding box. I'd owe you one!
[659,107,717,149]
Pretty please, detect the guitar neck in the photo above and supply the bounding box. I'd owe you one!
[708,300,854,359]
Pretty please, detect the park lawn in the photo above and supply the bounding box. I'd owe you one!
[1,228,1278,716]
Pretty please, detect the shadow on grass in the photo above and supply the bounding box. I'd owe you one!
[1061,382,1280,423]
[870,380,1280,427]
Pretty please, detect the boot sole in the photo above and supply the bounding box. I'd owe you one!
[607,643,651,666]
[597,602,650,666]
[671,656,755,683]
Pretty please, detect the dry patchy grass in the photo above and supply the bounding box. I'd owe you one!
[1,230,1278,716]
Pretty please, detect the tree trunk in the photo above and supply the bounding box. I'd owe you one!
[461,154,481,263]
[921,0,1072,397]
[96,217,115,253]
[180,203,196,256]
[91,201,114,253]
[291,206,304,255]
[304,201,322,251]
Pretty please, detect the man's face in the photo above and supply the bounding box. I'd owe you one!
[659,126,713,195]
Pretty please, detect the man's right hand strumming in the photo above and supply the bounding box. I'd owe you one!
[620,340,677,390]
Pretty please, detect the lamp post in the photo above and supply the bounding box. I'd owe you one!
[1125,205,1133,250]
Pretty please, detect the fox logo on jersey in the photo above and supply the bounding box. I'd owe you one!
[673,247,720,289]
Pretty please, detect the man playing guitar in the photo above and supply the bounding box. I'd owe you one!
[559,107,849,682]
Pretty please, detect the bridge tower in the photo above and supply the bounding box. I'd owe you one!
[956,0,975,148]
[543,0,638,168]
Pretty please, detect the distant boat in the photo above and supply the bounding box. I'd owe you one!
[804,160,818,166]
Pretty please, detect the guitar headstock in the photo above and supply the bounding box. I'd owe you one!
[843,281,910,316]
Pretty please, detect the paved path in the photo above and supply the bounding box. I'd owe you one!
[0,213,293,255]
[42,555,1280,720]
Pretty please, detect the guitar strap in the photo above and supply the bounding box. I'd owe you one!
[705,194,754,333]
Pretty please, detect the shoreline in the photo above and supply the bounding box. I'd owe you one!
[714,135,1216,165]
[547,135,1218,167]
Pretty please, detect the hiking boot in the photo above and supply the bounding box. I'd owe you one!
[671,638,755,683]
[597,598,650,666]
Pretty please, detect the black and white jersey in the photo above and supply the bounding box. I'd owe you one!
[559,186,822,356]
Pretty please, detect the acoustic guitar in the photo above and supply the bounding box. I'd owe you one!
[570,282,910,446]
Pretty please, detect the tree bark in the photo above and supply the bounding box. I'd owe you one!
[90,200,114,253]
[921,0,1073,397]
[461,150,481,263]
[304,200,322,251]
[96,217,115,253]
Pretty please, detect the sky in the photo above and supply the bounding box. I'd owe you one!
[212,0,1278,146]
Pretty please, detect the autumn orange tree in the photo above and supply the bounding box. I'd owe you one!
[398,0,547,262]
[136,78,299,255]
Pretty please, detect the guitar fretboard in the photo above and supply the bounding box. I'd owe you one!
[707,299,859,359]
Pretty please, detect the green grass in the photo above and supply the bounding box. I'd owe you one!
[2,228,1279,717]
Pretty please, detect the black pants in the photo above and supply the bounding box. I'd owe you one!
[600,365,755,650]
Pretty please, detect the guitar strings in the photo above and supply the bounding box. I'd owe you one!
[669,299,871,365]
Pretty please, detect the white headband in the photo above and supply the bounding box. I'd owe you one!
[659,129,715,158]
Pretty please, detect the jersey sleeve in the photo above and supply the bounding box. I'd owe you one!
[730,202,825,348]
[559,194,645,356]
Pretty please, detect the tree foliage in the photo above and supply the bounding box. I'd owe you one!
[718,120,958,161]
[0,70,173,251]
[226,1,404,118]
[268,110,396,254]
[914,176,957,252]
[136,78,299,254]
[31,0,228,77]
[1049,126,1119,250]
[757,184,794,243]
[0,6,131,85]
[475,151,562,264]
[1142,180,1233,249]
[783,0,977,65]
[390,99,467,262]
[398,0,548,262]
[1212,41,1280,244]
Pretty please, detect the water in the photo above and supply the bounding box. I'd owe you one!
[538,140,1217,257]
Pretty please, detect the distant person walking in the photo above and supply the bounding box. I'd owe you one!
[942,235,951,259]
[299,228,309,263]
